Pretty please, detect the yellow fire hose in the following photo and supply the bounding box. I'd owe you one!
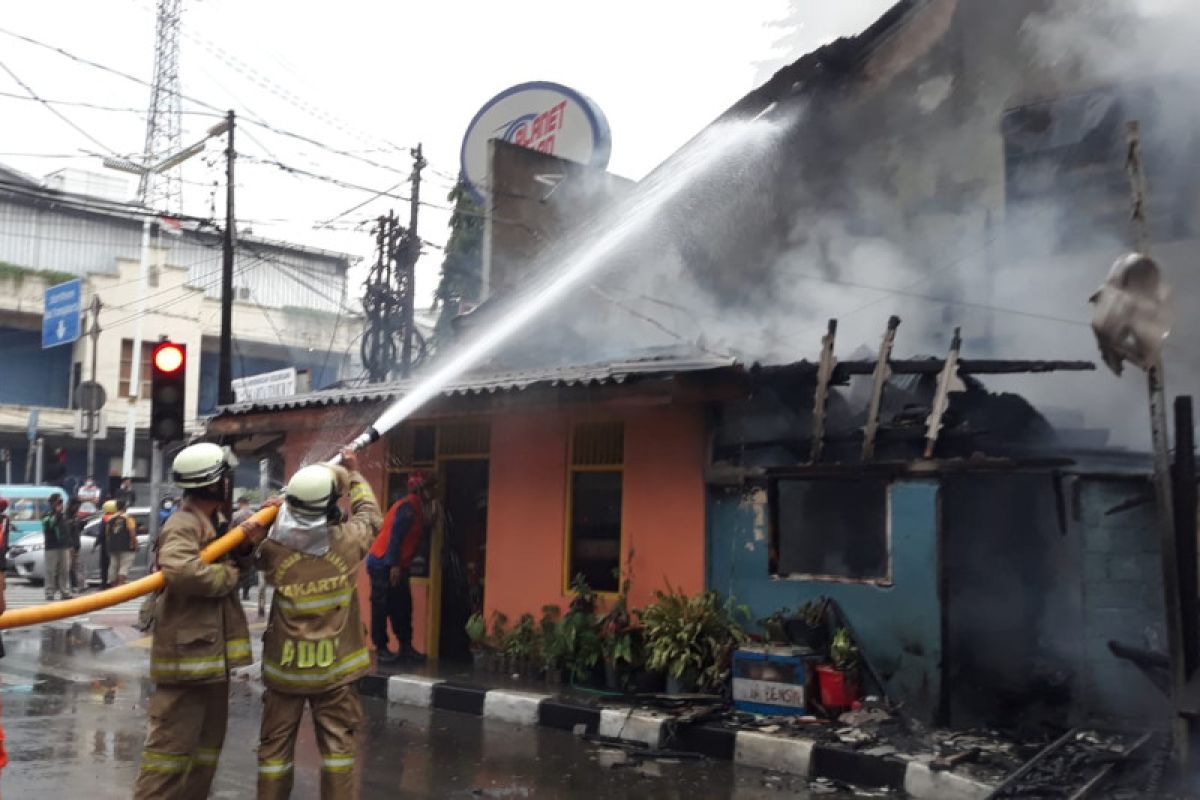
[0,505,279,630]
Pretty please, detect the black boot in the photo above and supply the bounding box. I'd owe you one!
[398,644,426,665]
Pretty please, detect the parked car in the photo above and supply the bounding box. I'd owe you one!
[7,507,152,585]
[0,485,68,543]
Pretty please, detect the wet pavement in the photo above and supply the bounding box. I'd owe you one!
[0,623,860,798]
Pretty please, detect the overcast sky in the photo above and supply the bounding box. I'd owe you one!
[0,0,894,305]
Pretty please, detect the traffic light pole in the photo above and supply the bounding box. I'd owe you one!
[85,294,102,480]
[218,109,236,407]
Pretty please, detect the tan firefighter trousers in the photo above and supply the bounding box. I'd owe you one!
[257,684,363,800]
[133,682,230,800]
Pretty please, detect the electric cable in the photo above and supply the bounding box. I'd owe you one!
[0,59,119,156]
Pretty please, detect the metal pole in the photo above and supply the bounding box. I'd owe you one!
[121,219,152,479]
[34,437,44,485]
[400,143,424,378]
[86,295,102,481]
[218,109,237,407]
[148,440,162,545]
[259,457,269,497]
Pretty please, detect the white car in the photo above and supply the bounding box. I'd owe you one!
[7,508,152,585]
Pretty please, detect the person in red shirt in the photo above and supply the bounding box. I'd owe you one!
[367,472,437,664]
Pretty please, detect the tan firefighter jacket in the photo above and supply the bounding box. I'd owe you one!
[149,498,252,684]
[257,470,382,695]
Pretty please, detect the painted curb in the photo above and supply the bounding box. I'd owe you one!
[905,761,994,800]
[734,730,813,775]
[484,689,548,726]
[367,672,998,799]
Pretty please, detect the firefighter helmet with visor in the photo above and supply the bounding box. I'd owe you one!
[285,464,339,519]
[172,443,237,489]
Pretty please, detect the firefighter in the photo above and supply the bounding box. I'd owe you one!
[133,442,258,800]
[249,447,381,800]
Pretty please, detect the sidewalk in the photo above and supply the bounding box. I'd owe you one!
[359,667,994,800]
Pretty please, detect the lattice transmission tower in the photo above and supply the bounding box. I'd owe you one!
[140,0,184,211]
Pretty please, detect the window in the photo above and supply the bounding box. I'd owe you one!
[119,339,156,399]
[769,478,890,583]
[566,421,624,593]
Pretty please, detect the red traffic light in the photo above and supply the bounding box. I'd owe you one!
[153,341,185,374]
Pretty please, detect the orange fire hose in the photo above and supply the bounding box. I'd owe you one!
[0,505,279,630]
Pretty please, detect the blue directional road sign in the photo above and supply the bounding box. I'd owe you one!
[42,278,82,349]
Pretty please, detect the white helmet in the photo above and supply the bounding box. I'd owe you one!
[285,464,338,518]
[172,443,237,489]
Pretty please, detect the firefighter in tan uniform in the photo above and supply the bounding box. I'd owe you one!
[247,447,382,799]
[134,442,259,799]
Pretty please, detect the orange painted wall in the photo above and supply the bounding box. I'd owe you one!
[483,403,707,624]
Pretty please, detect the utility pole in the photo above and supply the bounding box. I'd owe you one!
[400,143,425,378]
[218,109,237,406]
[85,294,102,480]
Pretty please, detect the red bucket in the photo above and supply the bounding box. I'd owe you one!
[816,664,859,711]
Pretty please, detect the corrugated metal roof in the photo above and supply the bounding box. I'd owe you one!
[213,355,739,417]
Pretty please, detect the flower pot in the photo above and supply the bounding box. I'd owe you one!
[816,664,859,712]
[631,668,665,694]
[471,649,487,671]
[666,670,698,695]
[784,619,828,652]
[604,658,620,691]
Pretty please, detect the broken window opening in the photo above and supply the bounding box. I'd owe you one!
[769,477,891,584]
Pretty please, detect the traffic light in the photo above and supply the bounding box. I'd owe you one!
[150,341,187,443]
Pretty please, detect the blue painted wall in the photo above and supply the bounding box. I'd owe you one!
[707,480,942,720]
[0,327,71,407]
[197,351,341,416]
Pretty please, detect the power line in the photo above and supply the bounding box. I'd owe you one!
[0,59,119,156]
[0,89,215,115]
[0,26,410,177]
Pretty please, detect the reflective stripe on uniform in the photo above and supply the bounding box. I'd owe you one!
[321,753,355,773]
[262,647,371,687]
[273,587,353,616]
[140,749,192,774]
[349,483,375,503]
[257,759,294,776]
[150,654,227,680]
[193,747,221,766]
[225,638,251,659]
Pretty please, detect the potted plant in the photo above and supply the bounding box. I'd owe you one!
[599,569,636,690]
[816,627,861,712]
[540,605,566,685]
[504,613,541,678]
[640,585,747,695]
[784,598,829,651]
[487,611,509,673]
[465,612,488,671]
[759,607,791,644]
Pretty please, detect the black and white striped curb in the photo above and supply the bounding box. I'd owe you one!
[358,674,993,800]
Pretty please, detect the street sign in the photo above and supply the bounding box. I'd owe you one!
[232,367,297,403]
[42,279,82,349]
[76,380,107,412]
[73,410,106,439]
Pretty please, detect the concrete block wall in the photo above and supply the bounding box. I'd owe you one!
[1075,477,1169,724]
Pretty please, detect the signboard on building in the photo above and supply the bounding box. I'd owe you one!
[460,81,612,204]
[42,279,82,349]
[232,368,297,403]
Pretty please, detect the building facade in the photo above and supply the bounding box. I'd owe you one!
[0,165,360,492]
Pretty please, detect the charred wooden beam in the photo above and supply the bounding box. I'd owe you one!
[862,315,900,461]
[809,319,837,463]
[924,327,963,459]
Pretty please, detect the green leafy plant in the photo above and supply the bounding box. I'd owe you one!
[639,585,748,692]
[465,612,487,649]
[798,599,825,627]
[600,570,637,668]
[502,613,541,664]
[759,607,791,644]
[831,627,860,671]
[489,611,509,647]
[568,573,597,615]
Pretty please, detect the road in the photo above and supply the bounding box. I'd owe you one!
[0,620,851,799]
